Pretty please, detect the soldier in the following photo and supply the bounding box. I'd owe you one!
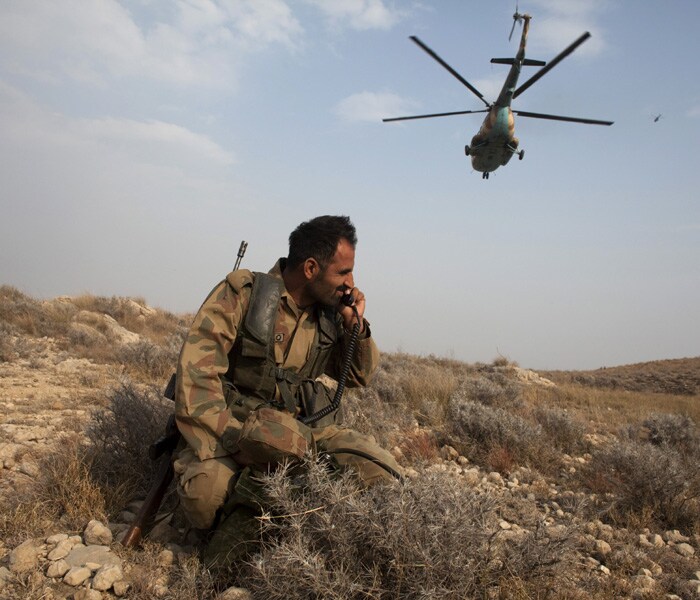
[173,215,402,567]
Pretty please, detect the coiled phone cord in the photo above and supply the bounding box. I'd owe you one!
[300,304,360,426]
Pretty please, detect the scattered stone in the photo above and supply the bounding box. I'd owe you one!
[48,538,75,561]
[84,520,113,546]
[47,533,69,545]
[92,564,124,591]
[9,539,43,573]
[113,581,131,597]
[63,566,92,586]
[663,530,689,543]
[216,586,254,600]
[440,445,458,461]
[674,543,695,557]
[65,545,121,569]
[158,549,175,567]
[46,559,70,578]
[74,589,103,600]
[594,539,612,559]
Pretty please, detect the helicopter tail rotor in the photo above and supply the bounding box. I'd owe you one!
[508,1,522,41]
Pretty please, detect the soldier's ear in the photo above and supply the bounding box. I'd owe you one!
[303,257,320,281]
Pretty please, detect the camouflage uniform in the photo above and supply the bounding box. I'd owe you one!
[174,259,400,531]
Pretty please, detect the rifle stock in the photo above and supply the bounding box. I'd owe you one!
[121,374,180,548]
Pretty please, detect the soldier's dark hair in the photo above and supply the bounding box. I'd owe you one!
[287,215,357,270]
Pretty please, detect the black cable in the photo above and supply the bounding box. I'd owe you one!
[300,305,360,426]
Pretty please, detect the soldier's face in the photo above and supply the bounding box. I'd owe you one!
[309,238,355,307]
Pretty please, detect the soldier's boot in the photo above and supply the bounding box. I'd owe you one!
[202,505,261,573]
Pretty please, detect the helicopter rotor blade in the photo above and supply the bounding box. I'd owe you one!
[508,19,517,42]
[383,109,490,123]
[410,36,491,108]
[513,110,613,126]
[513,32,591,99]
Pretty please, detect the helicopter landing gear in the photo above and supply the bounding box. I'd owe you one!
[482,171,489,180]
[464,145,471,156]
[518,149,525,160]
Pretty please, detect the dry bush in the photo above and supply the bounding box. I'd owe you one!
[367,354,461,427]
[582,438,700,532]
[447,391,557,474]
[118,543,217,600]
[641,412,700,457]
[453,372,522,409]
[236,459,578,599]
[30,434,108,530]
[116,336,181,381]
[0,285,71,339]
[533,405,588,455]
[86,380,172,511]
[396,428,440,463]
[339,385,415,451]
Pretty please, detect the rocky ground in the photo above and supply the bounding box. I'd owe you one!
[1,291,700,599]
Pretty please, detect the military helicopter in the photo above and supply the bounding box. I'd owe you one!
[383,10,613,179]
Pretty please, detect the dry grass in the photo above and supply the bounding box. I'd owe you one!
[3,287,700,598]
[236,459,581,599]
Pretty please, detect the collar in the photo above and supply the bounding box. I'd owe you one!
[269,258,309,319]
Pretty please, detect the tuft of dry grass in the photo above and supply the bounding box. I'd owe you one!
[235,458,581,599]
[581,438,700,532]
[86,380,172,511]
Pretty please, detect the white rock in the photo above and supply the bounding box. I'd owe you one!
[9,539,43,573]
[74,589,103,600]
[158,549,175,567]
[594,539,612,558]
[113,581,131,597]
[46,559,70,578]
[92,564,124,591]
[63,566,92,586]
[46,533,69,545]
[674,542,695,557]
[216,586,254,600]
[84,520,113,546]
[663,529,689,543]
[48,539,74,561]
[599,565,610,576]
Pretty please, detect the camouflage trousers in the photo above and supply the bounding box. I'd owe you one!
[173,424,403,530]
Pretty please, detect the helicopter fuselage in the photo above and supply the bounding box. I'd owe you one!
[383,12,612,178]
[467,16,530,176]
[469,106,518,173]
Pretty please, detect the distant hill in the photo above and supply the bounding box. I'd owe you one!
[541,357,700,396]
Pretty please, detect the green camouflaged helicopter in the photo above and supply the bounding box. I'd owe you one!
[383,10,613,179]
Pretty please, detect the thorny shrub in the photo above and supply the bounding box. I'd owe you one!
[459,372,523,409]
[582,438,700,532]
[641,412,700,458]
[533,405,588,455]
[236,459,580,599]
[447,393,557,473]
[86,380,172,510]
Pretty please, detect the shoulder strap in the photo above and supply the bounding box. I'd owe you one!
[226,273,283,400]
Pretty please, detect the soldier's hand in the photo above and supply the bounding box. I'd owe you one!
[339,287,365,333]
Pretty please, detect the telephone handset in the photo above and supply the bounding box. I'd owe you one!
[340,293,355,307]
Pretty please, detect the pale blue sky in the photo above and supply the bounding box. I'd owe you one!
[1,0,698,370]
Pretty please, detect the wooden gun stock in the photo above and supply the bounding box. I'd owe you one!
[120,453,175,547]
[121,374,180,548]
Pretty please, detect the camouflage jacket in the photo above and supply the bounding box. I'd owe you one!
[175,259,380,460]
